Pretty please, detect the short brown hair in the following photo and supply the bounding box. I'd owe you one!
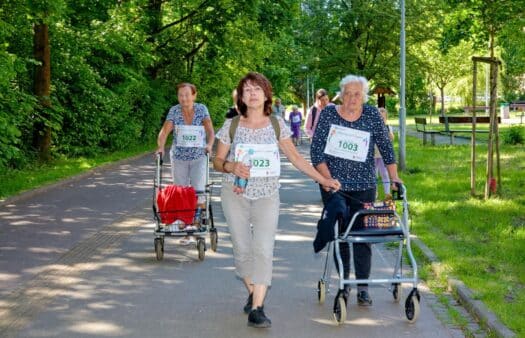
[177,82,197,95]
[236,72,273,117]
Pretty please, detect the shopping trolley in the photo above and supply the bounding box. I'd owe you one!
[152,153,217,261]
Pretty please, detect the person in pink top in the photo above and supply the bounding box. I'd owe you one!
[304,89,331,140]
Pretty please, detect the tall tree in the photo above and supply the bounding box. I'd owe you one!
[441,0,525,58]
[29,1,66,160]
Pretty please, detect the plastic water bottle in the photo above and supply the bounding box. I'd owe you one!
[234,153,251,189]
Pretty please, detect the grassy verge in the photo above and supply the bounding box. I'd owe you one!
[0,143,155,200]
[400,135,525,336]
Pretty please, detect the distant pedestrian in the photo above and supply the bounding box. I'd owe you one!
[305,89,331,140]
[375,107,395,198]
[225,89,240,119]
[288,105,302,145]
[271,98,286,119]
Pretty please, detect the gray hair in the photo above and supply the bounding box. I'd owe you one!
[339,74,369,103]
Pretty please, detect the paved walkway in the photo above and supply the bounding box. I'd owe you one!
[0,143,487,337]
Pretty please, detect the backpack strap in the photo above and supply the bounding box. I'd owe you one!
[228,115,281,142]
[229,115,241,142]
[269,115,280,141]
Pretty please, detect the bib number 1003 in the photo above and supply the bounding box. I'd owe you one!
[338,140,358,152]
[251,158,270,168]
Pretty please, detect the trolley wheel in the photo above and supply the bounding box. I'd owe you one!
[332,293,346,324]
[209,229,218,252]
[154,238,164,261]
[197,238,206,261]
[392,283,402,302]
[317,280,326,304]
[405,289,421,323]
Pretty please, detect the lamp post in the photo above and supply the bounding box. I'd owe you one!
[301,65,310,113]
[398,0,406,170]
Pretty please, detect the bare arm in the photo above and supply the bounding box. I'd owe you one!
[278,138,340,191]
[156,120,174,155]
[203,118,215,153]
[387,163,402,184]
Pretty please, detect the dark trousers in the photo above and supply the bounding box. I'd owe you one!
[320,186,376,286]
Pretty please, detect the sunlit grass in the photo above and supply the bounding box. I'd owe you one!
[401,136,525,336]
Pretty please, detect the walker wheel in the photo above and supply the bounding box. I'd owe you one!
[317,280,326,304]
[392,283,402,302]
[154,238,164,261]
[405,289,421,323]
[197,238,206,261]
[209,229,218,252]
[332,294,346,324]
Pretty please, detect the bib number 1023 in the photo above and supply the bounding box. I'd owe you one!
[251,158,270,168]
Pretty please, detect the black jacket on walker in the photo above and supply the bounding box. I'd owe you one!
[313,193,350,253]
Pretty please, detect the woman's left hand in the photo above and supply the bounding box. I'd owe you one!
[205,143,213,154]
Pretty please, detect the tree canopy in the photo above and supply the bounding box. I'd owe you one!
[1,0,524,168]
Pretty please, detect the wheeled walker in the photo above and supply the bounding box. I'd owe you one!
[152,153,217,261]
[316,183,420,324]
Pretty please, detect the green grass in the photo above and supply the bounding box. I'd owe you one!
[400,136,525,336]
[0,143,155,200]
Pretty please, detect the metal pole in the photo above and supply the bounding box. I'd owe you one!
[398,0,406,170]
[306,74,310,113]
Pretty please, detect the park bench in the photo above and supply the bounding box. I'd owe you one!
[439,116,501,145]
[414,117,441,145]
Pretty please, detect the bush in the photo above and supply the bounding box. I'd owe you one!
[502,126,525,145]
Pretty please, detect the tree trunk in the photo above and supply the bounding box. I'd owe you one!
[34,23,52,161]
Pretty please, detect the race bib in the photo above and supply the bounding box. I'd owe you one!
[323,124,370,162]
[234,143,280,177]
[175,125,205,148]
[291,115,301,123]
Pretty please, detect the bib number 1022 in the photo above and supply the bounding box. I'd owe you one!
[251,158,270,168]
[182,135,196,141]
[338,140,358,152]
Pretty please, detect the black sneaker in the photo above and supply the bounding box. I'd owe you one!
[243,293,253,314]
[247,307,271,328]
[357,290,373,306]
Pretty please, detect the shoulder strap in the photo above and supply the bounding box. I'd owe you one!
[269,115,280,141]
[229,116,241,142]
[310,106,318,128]
[229,115,280,142]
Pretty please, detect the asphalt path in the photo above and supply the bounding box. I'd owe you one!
[0,143,467,338]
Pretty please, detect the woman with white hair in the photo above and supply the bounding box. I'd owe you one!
[310,74,402,309]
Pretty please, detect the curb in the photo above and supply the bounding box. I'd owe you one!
[0,151,152,208]
[412,237,516,338]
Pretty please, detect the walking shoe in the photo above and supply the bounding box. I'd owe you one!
[248,307,271,328]
[243,293,253,314]
[357,290,373,306]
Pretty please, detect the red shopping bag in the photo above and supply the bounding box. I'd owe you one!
[156,185,197,225]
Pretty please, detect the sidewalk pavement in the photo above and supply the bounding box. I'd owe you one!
[0,141,511,337]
